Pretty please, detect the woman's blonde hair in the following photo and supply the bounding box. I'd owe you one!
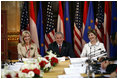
[21,30,32,46]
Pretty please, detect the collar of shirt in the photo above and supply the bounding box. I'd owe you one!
[88,41,100,46]
[58,44,62,47]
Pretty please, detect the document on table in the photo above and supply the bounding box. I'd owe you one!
[58,74,83,78]
[8,62,24,71]
[64,67,86,74]
[70,58,88,64]
[69,64,87,68]
[58,57,65,61]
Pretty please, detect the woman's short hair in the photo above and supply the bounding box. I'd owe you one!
[54,32,64,38]
[87,29,97,37]
[21,30,32,45]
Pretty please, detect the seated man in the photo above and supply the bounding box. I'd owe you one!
[96,57,117,78]
[106,64,117,78]
[96,64,117,78]
[48,32,75,58]
[100,57,117,70]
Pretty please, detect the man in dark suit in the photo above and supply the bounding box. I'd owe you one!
[48,32,75,58]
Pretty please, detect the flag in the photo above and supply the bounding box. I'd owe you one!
[110,1,117,57]
[104,1,111,57]
[45,2,55,52]
[83,1,95,43]
[29,1,40,51]
[20,2,29,41]
[57,1,65,40]
[82,1,88,47]
[36,2,44,57]
[64,1,72,44]
[95,1,104,43]
[73,2,82,57]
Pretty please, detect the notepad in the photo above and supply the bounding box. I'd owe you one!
[8,62,24,71]
[64,68,86,74]
[58,57,65,61]
[69,64,86,68]
[58,74,83,78]
[70,58,88,64]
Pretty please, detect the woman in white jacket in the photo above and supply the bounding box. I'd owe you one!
[81,29,107,59]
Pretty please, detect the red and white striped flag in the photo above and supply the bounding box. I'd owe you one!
[29,1,40,51]
[73,2,82,57]
[57,1,65,40]
[45,2,55,52]
[20,2,29,42]
[104,1,111,57]
[95,1,104,43]
[82,1,88,47]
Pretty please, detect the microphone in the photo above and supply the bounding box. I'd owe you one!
[30,47,33,50]
[96,48,101,51]
[90,48,103,57]
[26,47,33,53]
[88,46,92,58]
[19,47,34,61]
[25,47,33,57]
[89,47,101,58]
[100,50,106,54]
[26,49,30,53]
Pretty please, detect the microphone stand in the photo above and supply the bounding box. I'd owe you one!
[24,47,33,58]
[86,46,95,78]
[85,46,91,78]
[86,46,106,78]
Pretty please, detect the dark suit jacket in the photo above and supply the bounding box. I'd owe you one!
[48,41,76,58]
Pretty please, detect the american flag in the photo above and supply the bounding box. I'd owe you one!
[95,1,104,43]
[45,2,55,52]
[73,2,82,57]
[20,2,29,41]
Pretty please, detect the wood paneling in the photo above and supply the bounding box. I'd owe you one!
[1,1,21,60]
[1,10,8,61]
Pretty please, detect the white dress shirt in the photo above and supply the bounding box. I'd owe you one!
[81,41,107,59]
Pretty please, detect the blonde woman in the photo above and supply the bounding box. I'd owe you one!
[17,30,40,59]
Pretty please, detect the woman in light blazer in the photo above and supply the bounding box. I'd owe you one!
[81,29,107,59]
[17,30,40,59]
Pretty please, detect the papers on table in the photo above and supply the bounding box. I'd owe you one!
[22,58,37,62]
[58,74,83,78]
[104,75,110,78]
[69,63,86,68]
[8,62,24,71]
[58,57,65,61]
[64,67,86,74]
[62,58,88,78]
[70,58,88,64]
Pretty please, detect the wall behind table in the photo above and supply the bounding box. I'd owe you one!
[1,1,21,60]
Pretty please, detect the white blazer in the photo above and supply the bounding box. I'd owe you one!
[81,41,107,59]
